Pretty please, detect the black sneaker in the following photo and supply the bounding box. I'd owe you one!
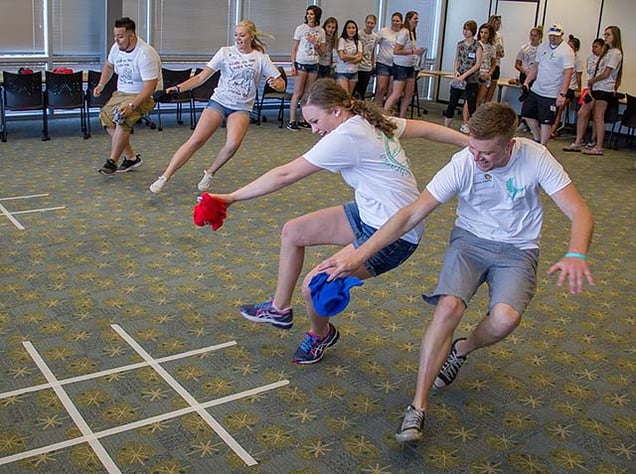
[298,121,311,129]
[433,338,467,389]
[286,121,300,131]
[292,323,339,364]
[395,405,425,443]
[98,159,118,175]
[117,154,143,172]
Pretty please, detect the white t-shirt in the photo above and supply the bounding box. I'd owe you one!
[426,138,571,249]
[393,29,418,67]
[303,116,423,244]
[569,52,582,90]
[358,30,379,72]
[586,53,600,78]
[108,38,162,94]
[336,38,361,74]
[516,42,539,72]
[493,31,504,66]
[376,27,398,66]
[531,40,575,98]
[293,24,326,65]
[592,48,622,92]
[207,46,280,111]
[480,42,496,75]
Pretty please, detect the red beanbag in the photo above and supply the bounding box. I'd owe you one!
[193,193,227,231]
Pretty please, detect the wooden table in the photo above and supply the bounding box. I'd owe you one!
[416,69,454,102]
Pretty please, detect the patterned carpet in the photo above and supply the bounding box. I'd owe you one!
[0,104,634,473]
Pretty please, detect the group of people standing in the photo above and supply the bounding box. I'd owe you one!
[287,7,427,131]
[93,15,596,444]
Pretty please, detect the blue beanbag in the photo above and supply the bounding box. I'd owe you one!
[309,272,364,317]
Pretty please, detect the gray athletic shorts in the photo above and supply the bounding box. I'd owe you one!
[423,227,539,314]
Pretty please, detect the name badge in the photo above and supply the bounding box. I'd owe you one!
[468,52,476,59]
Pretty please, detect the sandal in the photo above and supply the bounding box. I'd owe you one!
[563,143,583,152]
[582,146,604,156]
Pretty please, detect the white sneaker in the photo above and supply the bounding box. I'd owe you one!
[149,176,167,194]
[197,170,214,192]
[459,123,470,134]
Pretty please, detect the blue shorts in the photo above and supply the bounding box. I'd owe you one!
[206,99,250,120]
[392,65,416,81]
[294,62,319,74]
[344,201,418,277]
[376,62,393,77]
[335,72,358,81]
[423,227,539,315]
[318,64,332,78]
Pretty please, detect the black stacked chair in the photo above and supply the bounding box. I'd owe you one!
[85,70,117,138]
[190,68,220,129]
[156,68,193,131]
[45,70,87,139]
[615,93,636,148]
[1,70,48,142]
[255,66,292,128]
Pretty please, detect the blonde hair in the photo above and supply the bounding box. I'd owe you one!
[303,79,397,138]
[237,20,273,53]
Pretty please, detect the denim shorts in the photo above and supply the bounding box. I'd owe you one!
[344,201,418,277]
[318,64,333,78]
[294,62,319,74]
[392,64,416,81]
[335,72,358,81]
[206,99,250,120]
[423,227,539,315]
[375,62,393,77]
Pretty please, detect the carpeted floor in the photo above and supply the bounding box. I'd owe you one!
[0,103,634,473]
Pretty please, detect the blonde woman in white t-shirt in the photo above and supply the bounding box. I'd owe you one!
[374,12,402,107]
[149,21,284,194]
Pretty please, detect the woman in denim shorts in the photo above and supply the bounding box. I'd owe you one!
[335,20,363,95]
[374,12,402,108]
[288,5,326,131]
[206,79,468,365]
[384,11,426,117]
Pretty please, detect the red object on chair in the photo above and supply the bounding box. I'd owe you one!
[52,67,73,74]
[193,193,227,231]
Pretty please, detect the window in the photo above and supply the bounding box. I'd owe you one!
[0,0,46,56]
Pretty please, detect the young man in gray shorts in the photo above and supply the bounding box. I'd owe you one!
[318,102,595,443]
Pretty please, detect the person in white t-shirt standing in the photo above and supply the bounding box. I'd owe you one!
[353,14,379,100]
[564,26,623,156]
[374,12,403,107]
[521,23,575,145]
[205,79,468,365]
[384,11,426,118]
[318,102,594,443]
[148,20,284,194]
[94,17,162,175]
[287,6,326,131]
[335,20,363,96]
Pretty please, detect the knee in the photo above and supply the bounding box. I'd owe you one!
[187,135,208,150]
[222,140,241,156]
[435,295,466,321]
[488,306,521,338]
[280,218,303,247]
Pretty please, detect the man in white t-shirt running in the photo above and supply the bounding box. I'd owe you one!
[319,102,595,443]
[93,17,162,175]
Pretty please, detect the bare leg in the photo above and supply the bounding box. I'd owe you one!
[539,123,551,146]
[524,118,541,142]
[384,80,406,115]
[206,111,251,175]
[299,72,318,121]
[571,101,594,145]
[591,100,608,150]
[159,108,223,181]
[289,70,308,123]
[272,206,356,330]
[398,78,416,118]
[106,125,134,164]
[374,74,390,107]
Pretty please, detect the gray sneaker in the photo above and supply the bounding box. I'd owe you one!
[433,338,467,389]
[149,176,167,194]
[395,405,425,443]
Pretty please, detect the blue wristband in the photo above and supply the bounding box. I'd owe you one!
[564,252,587,260]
